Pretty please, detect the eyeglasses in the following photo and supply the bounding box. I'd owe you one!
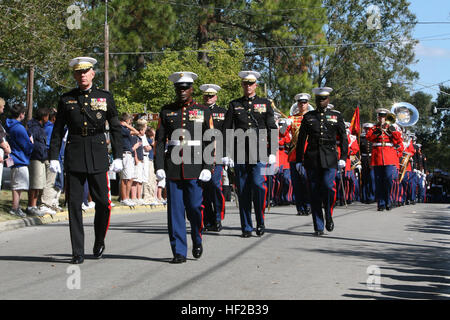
[297,100,308,104]
[242,81,256,86]
[317,96,328,101]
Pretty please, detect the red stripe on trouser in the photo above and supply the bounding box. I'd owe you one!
[199,203,205,239]
[261,165,268,220]
[219,177,225,220]
[331,180,337,217]
[105,172,112,235]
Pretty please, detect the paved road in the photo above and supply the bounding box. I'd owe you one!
[0,202,448,300]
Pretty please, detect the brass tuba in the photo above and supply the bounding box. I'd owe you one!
[391,102,419,127]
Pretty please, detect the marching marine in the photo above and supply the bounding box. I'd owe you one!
[295,87,348,235]
[154,72,214,263]
[49,57,123,264]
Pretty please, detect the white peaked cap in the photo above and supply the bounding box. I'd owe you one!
[168,71,198,84]
[312,87,333,96]
[199,84,221,94]
[238,70,261,82]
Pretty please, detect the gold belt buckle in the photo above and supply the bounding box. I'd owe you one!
[81,127,88,136]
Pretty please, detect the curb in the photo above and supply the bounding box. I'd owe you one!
[0,204,166,233]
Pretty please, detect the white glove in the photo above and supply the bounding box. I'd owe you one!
[338,160,346,170]
[285,118,293,126]
[296,162,303,173]
[156,169,166,181]
[356,164,362,171]
[110,159,123,173]
[198,169,212,182]
[268,154,277,165]
[221,157,234,168]
[49,160,61,173]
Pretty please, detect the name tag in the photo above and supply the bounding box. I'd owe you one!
[65,100,78,104]
[189,109,204,122]
[167,112,178,117]
[91,98,107,111]
[254,104,266,113]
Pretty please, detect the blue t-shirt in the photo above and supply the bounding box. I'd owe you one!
[121,125,132,153]
[147,138,154,160]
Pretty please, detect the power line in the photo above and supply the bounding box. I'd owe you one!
[95,36,450,56]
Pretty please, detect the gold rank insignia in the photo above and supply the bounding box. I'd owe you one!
[90,98,107,111]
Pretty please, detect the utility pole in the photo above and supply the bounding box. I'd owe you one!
[26,66,34,122]
[104,0,109,91]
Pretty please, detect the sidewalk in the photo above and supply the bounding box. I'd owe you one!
[0,203,166,233]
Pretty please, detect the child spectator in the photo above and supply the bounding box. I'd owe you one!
[5,103,34,217]
[142,127,158,205]
[130,119,147,205]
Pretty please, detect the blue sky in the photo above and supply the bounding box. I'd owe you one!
[409,0,450,100]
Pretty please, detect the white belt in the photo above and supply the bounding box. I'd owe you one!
[373,142,393,147]
[168,140,201,146]
[361,153,372,156]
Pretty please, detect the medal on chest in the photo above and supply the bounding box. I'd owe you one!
[90,98,107,111]
[253,103,266,113]
[188,109,204,122]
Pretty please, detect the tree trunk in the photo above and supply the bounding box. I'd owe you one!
[26,66,34,123]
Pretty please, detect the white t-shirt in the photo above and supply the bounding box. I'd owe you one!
[140,135,150,156]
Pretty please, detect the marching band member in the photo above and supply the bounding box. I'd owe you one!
[360,123,375,204]
[287,93,312,215]
[366,108,403,211]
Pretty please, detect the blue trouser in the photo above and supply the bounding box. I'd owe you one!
[235,162,268,233]
[289,162,311,212]
[277,166,292,205]
[361,166,376,203]
[167,179,204,258]
[409,171,417,202]
[374,165,395,208]
[202,165,225,225]
[306,168,337,232]
[417,175,426,202]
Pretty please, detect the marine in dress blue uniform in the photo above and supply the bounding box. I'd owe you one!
[295,87,348,236]
[49,57,123,264]
[222,71,278,238]
[154,72,214,263]
[200,84,226,232]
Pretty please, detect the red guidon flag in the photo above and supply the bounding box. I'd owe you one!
[350,106,360,136]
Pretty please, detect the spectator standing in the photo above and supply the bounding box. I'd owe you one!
[27,107,51,216]
[142,127,158,205]
[40,108,59,214]
[5,103,34,217]
[0,97,12,190]
[130,119,146,205]
[119,113,140,206]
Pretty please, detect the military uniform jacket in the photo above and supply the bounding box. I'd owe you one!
[296,108,348,169]
[366,124,402,166]
[223,95,277,164]
[49,86,123,174]
[208,103,227,159]
[360,135,372,168]
[155,99,214,180]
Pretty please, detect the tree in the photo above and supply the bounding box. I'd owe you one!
[314,0,418,123]
[112,40,246,114]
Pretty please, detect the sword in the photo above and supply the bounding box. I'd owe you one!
[339,168,347,208]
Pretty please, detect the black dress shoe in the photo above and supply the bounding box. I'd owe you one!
[241,231,252,238]
[93,244,105,259]
[314,230,324,236]
[297,210,304,216]
[325,219,334,232]
[209,221,223,232]
[192,244,203,259]
[256,225,265,236]
[377,206,385,211]
[386,205,392,211]
[70,255,84,264]
[170,254,186,264]
[305,207,312,215]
